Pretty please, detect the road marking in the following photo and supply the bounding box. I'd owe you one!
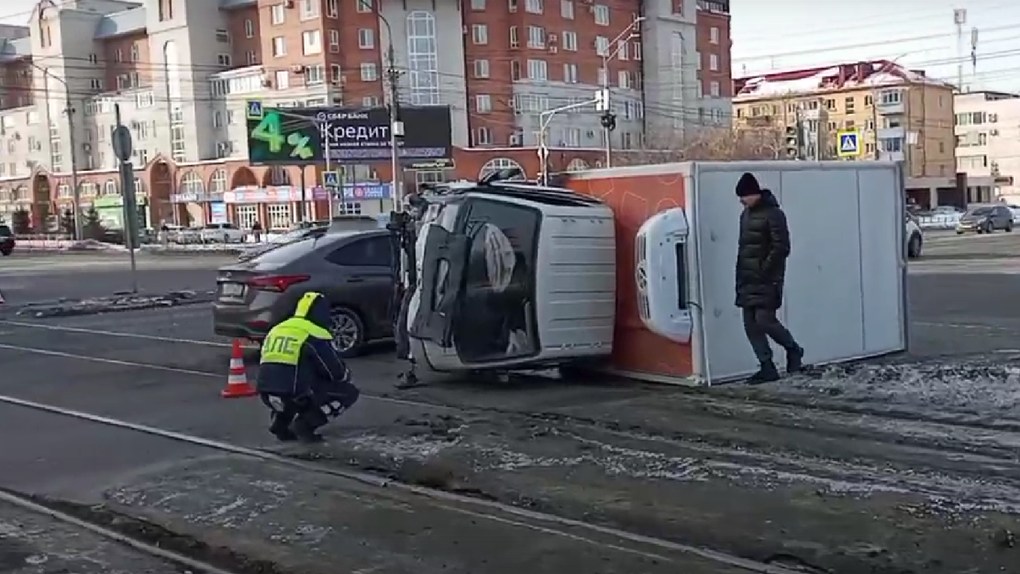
[0,342,221,377]
[0,320,232,348]
[0,341,445,411]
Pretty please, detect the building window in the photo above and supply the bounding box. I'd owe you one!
[474,59,490,78]
[406,11,440,105]
[359,28,374,49]
[475,94,491,112]
[104,180,118,195]
[302,30,321,54]
[709,53,718,71]
[710,81,719,96]
[525,0,543,14]
[471,0,485,8]
[266,204,293,230]
[472,24,488,44]
[246,50,257,65]
[527,59,547,80]
[271,4,285,24]
[479,158,523,178]
[560,0,573,18]
[272,37,286,56]
[244,19,254,37]
[474,127,493,145]
[158,0,173,21]
[235,205,258,229]
[300,0,319,19]
[274,70,289,89]
[356,0,372,13]
[593,4,609,25]
[709,27,719,44]
[360,63,377,81]
[563,63,578,83]
[527,26,545,48]
[329,29,340,51]
[327,0,338,17]
[562,30,577,51]
[305,65,325,85]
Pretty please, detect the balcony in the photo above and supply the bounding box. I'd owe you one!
[875,91,905,115]
[878,151,904,162]
[697,0,729,13]
[877,126,905,140]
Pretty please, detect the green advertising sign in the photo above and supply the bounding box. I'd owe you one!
[245,100,321,165]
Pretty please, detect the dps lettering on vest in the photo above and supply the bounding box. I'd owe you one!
[259,291,334,366]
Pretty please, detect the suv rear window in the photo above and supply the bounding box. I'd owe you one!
[0,225,11,236]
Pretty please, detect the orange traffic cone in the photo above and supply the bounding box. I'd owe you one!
[221,339,257,398]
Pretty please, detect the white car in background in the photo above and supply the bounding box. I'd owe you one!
[199,223,246,243]
[906,213,923,259]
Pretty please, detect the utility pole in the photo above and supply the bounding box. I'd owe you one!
[65,88,82,240]
[955,9,966,92]
[599,17,643,168]
[386,43,403,211]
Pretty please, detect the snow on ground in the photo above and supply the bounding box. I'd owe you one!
[763,361,1020,418]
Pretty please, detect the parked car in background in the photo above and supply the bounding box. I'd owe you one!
[955,204,1014,234]
[905,213,923,258]
[199,222,246,243]
[0,224,15,256]
[213,229,395,356]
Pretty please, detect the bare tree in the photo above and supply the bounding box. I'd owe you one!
[615,125,788,166]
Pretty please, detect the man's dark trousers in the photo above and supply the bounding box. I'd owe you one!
[741,307,799,363]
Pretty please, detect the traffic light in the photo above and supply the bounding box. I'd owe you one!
[784,125,800,159]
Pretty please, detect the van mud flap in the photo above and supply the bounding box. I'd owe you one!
[408,225,468,348]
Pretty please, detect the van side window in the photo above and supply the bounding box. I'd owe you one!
[325,236,392,267]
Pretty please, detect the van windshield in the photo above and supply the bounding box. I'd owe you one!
[0,225,11,236]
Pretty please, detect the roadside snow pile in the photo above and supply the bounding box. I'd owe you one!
[770,361,1020,418]
[18,238,126,251]
[16,289,214,318]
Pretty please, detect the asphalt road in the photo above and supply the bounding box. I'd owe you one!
[0,251,232,304]
[2,249,1020,573]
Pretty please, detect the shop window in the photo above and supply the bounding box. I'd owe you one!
[235,205,258,229]
[267,203,293,229]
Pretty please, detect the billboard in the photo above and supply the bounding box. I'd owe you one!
[246,102,453,168]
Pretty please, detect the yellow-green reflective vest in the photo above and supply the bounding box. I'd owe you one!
[260,317,332,366]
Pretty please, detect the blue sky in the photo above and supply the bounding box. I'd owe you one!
[4,0,1020,91]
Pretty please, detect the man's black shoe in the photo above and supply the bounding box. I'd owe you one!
[272,429,298,442]
[786,346,805,373]
[746,362,781,384]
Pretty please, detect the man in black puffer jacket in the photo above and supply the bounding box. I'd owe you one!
[734,172,804,383]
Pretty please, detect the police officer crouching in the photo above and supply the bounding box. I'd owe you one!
[256,291,360,442]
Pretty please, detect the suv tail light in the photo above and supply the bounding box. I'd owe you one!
[247,274,310,292]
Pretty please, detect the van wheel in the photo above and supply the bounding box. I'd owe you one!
[330,307,366,358]
[907,234,922,258]
[1007,221,1014,232]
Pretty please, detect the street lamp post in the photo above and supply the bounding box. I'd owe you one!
[600,17,644,168]
[28,62,81,239]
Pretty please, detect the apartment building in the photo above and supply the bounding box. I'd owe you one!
[0,0,700,231]
[954,90,1020,203]
[733,60,957,198]
[694,0,731,125]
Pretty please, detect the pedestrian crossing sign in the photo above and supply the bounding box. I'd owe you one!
[837,130,860,157]
[245,100,263,120]
[323,171,340,188]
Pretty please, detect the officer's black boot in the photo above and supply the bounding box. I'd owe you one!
[292,411,326,443]
[269,412,297,442]
[746,361,781,385]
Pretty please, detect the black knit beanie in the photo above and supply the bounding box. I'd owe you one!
[735,172,761,197]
